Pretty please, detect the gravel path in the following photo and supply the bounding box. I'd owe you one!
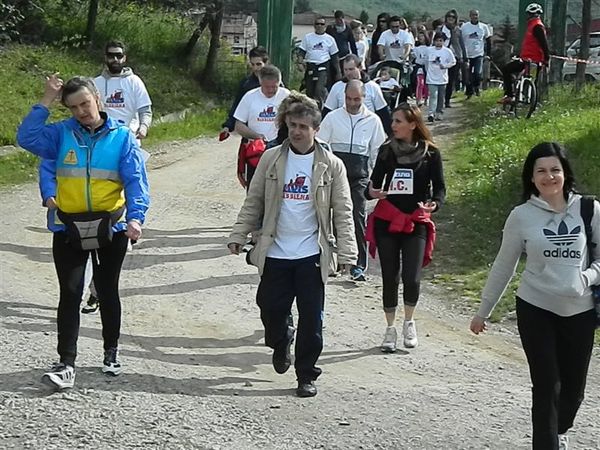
[1,103,599,449]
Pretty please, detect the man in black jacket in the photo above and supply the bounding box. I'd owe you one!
[326,10,357,74]
[220,46,270,139]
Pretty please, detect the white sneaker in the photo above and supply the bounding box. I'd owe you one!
[558,433,569,450]
[42,363,75,390]
[380,326,397,353]
[102,347,122,376]
[403,320,418,348]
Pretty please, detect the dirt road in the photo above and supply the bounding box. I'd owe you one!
[1,108,599,449]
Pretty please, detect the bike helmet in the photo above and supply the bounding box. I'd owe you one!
[525,3,543,14]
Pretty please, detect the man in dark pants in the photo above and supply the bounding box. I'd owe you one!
[298,16,341,108]
[461,10,491,99]
[317,80,386,281]
[228,96,357,397]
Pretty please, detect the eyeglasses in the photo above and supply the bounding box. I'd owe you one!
[447,15,457,19]
[314,22,326,26]
[106,52,125,59]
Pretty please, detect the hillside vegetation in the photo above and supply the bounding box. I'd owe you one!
[432,84,600,322]
[0,0,248,184]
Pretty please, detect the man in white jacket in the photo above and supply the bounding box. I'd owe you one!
[317,80,386,281]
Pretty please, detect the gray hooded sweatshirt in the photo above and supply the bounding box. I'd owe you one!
[478,193,599,318]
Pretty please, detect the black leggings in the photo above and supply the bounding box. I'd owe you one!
[375,219,427,311]
[516,297,596,450]
[53,231,129,366]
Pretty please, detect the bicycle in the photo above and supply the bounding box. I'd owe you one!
[503,59,548,119]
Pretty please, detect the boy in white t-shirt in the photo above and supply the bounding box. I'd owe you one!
[426,32,456,122]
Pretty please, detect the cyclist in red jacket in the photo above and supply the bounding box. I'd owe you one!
[498,3,550,104]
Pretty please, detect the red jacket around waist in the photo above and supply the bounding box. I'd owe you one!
[365,199,436,267]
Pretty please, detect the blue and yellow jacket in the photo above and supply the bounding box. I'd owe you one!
[18,104,150,232]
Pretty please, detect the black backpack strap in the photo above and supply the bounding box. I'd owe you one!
[580,195,596,266]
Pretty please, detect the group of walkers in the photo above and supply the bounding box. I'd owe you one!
[13,3,596,449]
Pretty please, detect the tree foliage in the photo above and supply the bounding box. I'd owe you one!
[359,10,369,25]
[0,0,42,40]
[294,0,312,14]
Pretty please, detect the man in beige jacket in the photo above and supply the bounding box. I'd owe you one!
[228,96,357,398]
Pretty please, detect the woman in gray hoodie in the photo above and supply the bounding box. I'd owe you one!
[470,142,598,450]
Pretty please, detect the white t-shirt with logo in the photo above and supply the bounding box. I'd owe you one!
[94,73,152,131]
[425,46,456,85]
[460,21,491,58]
[300,32,339,64]
[267,150,319,259]
[324,80,387,112]
[377,29,412,62]
[233,87,290,142]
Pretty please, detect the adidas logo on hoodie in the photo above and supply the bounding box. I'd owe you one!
[542,220,582,258]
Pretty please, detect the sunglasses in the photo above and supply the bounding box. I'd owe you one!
[314,22,326,26]
[106,52,125,59]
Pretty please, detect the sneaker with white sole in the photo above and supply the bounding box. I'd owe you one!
[380,326,397,353]
[403,320,418,348]
[81,294,99,314]
[558,433,569,450]
[42,363,75,390]
[350,267,366,282]
[102,347,122,376]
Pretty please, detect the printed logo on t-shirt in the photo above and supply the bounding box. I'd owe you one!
[283,175,310,200]
[468,32,479,39]
[542,221,582,258]
[258,104,277,122]
[63,149,78,165]
[312,41,325,50]
[106,89,125,108]
[390,39,403,49]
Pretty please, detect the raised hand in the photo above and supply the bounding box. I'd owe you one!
[41,73,64,107]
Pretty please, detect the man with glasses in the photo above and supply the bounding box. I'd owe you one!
[377,16,412,63]
[94,40,153,141]
[298,17,341,108]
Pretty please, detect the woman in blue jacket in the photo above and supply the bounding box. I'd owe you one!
[17,74,150,390]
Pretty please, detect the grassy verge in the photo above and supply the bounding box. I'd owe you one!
[432,84,600,324]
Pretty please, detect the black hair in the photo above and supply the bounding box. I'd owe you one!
[389,15,401,23]
[433,31,446,41]
[334,10,344,19]
[521,142,576,202]
[104,40,126,54]
[248,46,269,62]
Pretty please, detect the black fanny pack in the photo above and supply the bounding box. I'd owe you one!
[57,207,125,250]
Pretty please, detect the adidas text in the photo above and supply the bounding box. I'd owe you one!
[543,248,581,258]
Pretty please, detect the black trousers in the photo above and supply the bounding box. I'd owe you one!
[305,63,329,109]
[445,64,460,106]
[516,297,596,450]
[256,254,324,382]
[502,59,526,97]
[349,177,369,270]
[374,219,427,311]
[53,231,129,366]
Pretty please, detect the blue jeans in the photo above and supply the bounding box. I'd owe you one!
[427,84,446,117]
[466,56,484,96]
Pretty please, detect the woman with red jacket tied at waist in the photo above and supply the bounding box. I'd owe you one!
[365,102,445,352]
[499,3,550,104]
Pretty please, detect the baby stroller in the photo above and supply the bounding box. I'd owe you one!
[369,60,411,109]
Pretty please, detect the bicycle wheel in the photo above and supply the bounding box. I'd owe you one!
[536,66,548,104]
[514,78,537,119]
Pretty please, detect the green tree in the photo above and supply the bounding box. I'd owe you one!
[294,0,311,14]
[359,10,369,24]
